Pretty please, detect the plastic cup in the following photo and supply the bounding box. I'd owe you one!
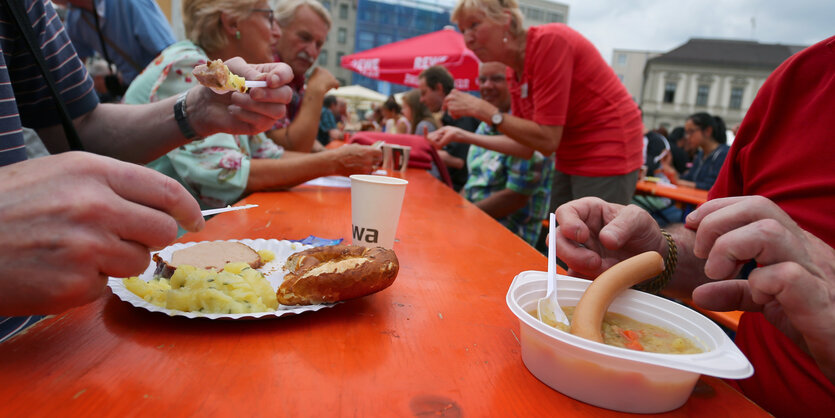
[381,144,411,175]
[350,175,408,249]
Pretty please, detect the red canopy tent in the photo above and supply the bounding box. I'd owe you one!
[340,28,481,91]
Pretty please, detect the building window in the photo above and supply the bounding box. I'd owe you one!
[525,7,544,21]
[337,77,347,86]
[616,53,627,66]
[617,74,624,83]
[397,10,411,26]
[322,0,331,11]
[378,34,393,47]
[337,52,344,63]
[663,82,676,103]
[338,28,347,44]
[339,4,349,19]
[729,87,744,109]
[319,49,328,66]
[357,31,374,51]
[696,84,710,106]
[547,12,564,23]
[416,11,431,30]
[360,4,374,21]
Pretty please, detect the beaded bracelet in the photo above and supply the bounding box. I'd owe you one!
[633,229,678,294]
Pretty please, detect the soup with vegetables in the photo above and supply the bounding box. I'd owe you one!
[530,306,703,354]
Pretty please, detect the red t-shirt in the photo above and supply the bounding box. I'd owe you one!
[709,36,835,415]
[506,24,643,177]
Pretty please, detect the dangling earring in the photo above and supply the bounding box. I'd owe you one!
[235,31,241,40]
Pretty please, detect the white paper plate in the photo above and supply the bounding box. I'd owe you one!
[107,239,338,319]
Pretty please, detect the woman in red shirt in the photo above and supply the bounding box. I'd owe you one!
[430,0,643,211]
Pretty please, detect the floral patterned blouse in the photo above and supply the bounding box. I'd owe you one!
[123,40,284,209]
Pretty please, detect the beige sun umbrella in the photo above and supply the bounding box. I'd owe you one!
[329,85,388,103]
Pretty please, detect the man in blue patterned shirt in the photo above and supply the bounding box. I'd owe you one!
[429,62,554,246]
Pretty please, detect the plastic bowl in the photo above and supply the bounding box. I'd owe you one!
[506,271,753,413]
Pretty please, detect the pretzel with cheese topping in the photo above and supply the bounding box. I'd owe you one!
[277,245,399,305]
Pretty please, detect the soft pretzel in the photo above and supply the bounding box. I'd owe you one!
[277,245,399,305]
[569,252,665,343]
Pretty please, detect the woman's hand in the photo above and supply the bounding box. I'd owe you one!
[554,197,669,278]
[330,144,383,175]
[190,58,294,137]
[688,196,835,381]
[442,89,495,121]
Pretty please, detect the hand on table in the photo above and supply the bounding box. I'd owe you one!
[427,126,470,149]
[687,196,835,380]
[553,197,669,278]
[330,144,383,175]
[0,153,204,315]
[190,58,294,137]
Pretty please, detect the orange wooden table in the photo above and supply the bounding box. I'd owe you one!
[0,170,765,416]
[636,179,710,206]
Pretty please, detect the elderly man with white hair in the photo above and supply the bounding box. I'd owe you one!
[265,0,341,153]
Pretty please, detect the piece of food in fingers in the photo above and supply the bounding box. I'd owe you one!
[192,59,247,93]
[153,241,267,278]
[569,251,664,343]
[277,245,399,305]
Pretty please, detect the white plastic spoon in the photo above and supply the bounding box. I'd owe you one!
[537,212,570,327]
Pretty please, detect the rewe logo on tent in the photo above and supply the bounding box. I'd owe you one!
[351,58,380,77]
[413,55,448,70]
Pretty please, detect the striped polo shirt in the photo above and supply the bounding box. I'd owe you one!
[0,0,99,343]
[0,0,98,166]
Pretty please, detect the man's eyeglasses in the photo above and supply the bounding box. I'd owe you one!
[251,8,276,26]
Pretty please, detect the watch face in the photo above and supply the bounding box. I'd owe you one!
[491,113,502,125]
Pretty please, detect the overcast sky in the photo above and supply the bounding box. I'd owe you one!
[556,0,834,63]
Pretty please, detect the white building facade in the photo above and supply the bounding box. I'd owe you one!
[611,49,661,103]
[639,39,805,132]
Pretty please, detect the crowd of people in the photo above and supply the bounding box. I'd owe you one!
[0,0,832,414]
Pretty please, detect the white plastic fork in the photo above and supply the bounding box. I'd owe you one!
[537,212,570,327]
[201,204,258,217]
[208,80,267,94]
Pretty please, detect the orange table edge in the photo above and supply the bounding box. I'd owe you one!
[635,179,709,206]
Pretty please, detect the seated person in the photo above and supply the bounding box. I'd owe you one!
[124,0,381,209]
[664,113,729,190]
[665,126,691,174]
[381,95,410,134]
[265,0,339,153]
[55,0,176,86]
[632,131,682,226]
[419,65,478,192]
[429,62,553,246]
[400,89,438,136]
[317,95,342,146]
